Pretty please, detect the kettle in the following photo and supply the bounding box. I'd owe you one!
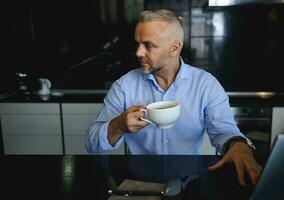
[38,78,51,96]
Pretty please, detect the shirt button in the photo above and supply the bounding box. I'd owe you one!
[165,140,169,143]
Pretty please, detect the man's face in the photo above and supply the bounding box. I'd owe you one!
[134,21,172,73]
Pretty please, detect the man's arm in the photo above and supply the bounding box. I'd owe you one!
[203,75,262,185]
[86,81,149,153]
[107,117,125,145]
[85,81,126,153]
[223,136,256,153]
[204,76,246,153]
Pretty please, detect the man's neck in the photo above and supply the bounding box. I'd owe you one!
[155,59,180,91]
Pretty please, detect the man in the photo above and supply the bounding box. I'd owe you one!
[86,9,262,186]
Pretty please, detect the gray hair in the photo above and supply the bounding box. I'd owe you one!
[138,9,184,43]
[138,9,183,28]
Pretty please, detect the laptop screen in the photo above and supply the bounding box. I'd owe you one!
[251,133,284,199]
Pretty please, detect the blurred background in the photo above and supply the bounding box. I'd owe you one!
[2,0,284,93]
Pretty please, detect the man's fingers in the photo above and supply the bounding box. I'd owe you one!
[131,109,151,128]
[128,106,147,118]
[208,158,226,172]
[245,161,263,186]
[128,105,146,112]
[234,161,245,186]
[135,110,148,119]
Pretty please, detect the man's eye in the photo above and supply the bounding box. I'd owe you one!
[145,43,154,49]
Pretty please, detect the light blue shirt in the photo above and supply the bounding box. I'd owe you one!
[86,59,245,155]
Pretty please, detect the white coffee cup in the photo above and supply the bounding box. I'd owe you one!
[140,101,180,129]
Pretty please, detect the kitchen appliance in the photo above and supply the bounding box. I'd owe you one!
[14,72,31,95]
[38,78,51,96]
[231,106,272,157]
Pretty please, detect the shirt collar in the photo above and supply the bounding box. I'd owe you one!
[143,57,191,86]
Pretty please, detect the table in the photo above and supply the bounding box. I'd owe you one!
[0,155,265,200]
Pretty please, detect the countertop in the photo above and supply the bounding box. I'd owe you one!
[0,90,107,103]
[228,92,284,107]
[1,90,284,106]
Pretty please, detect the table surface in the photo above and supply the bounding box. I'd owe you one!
[0,155,266,200]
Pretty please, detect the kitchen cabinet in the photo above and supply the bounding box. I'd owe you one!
[271,107,284,147]
[62,103,125,155]
[0,103,62,154]
[200,132,216,155]
[1,100,283,155]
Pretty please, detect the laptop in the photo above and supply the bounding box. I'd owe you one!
[250,133,284,200]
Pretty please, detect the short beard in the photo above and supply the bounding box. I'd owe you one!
[142,65,162,74]
[142,68,152,74]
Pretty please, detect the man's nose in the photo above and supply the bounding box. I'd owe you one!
[136,45,145,58]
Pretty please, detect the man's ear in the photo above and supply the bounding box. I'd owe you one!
[170,40,181,56]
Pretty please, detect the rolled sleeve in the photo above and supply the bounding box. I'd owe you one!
[98,121,125,150]
[85,79,126,154]
[86,120,125,153]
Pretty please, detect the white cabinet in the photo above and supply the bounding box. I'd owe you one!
[200,131,216,155]
[271,107,284,147]
[0,103,62,154]
[62,103,125,155]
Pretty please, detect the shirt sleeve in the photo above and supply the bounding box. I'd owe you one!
[204,76,247,154]
[85,80,126,154]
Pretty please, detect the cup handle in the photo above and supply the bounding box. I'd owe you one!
[139,109,155,125]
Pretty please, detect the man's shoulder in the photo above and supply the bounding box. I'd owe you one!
[115,68,144,86]
[108,68,143,94]
[126,68,144,76]
[186,63,215,80]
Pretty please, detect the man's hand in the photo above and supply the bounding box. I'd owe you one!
[208,141,262,186]
[107,106,150,145]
